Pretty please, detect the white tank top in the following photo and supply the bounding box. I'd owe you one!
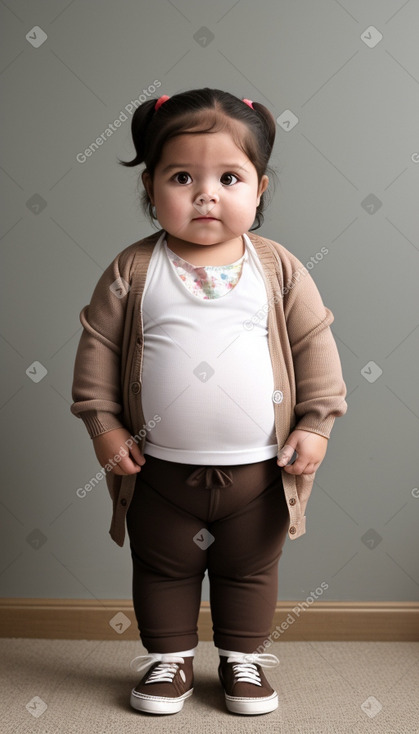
[141,231,277,465]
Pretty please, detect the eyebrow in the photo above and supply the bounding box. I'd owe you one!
[161,163,248,174]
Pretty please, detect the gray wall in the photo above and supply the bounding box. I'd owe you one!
[1,0,418,608]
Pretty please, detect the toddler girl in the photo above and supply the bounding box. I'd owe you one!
[71,87,347,716]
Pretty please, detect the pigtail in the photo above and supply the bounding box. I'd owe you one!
[251,102,276,153]
[117,99,157,167]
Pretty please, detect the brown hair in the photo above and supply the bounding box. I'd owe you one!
[118,87,277,231]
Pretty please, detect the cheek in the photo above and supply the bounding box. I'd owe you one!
[156,191,186,224]
[156,190,174,211]
[234,191,259,214]
[160,188,185,207]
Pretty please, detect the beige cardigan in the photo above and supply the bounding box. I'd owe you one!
[71,229,347,547]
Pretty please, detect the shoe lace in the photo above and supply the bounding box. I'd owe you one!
[130,653,185,683]
[227,652,279,686]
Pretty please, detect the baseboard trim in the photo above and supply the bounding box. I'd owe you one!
[0,599,417,641]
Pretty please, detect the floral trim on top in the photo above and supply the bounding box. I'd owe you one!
[165,243,247,300]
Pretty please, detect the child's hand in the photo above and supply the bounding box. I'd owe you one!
[92,428,146,476]
[277,429,328,475]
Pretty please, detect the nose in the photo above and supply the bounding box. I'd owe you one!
[193,191,220,205]
[193,191,220,216]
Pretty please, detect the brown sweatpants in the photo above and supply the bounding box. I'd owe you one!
[126,453,290,654]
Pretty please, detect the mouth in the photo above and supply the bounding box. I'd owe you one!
[192,216,219,221]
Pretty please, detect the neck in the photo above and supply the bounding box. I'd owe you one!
[165,233,245,266]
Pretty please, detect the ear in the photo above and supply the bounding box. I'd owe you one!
[256,175,269,205]
[142,170,154,205]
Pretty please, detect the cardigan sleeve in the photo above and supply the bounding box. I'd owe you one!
[283,260,348,439]
[70,254,130,439]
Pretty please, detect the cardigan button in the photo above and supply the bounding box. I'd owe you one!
[289,497,296,506]
[289,525,296,534]
[272,390,283,404]
[131,382,140,394]
[120,498,127,506]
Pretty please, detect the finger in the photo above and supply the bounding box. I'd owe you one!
[277,445,298,467]
[282,463,299,475]
[277,444,293,466]
[282,463,304,475]
[302,463,318,474]
[129,442,146,466]
[283,460,317,476]
[114,455,143,475]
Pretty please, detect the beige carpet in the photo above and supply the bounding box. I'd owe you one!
[1,639,418,733]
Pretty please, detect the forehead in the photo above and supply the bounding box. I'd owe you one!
[159,129,245,162]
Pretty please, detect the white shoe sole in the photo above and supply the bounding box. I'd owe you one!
[130,687,193,714]
[225,690,278,715]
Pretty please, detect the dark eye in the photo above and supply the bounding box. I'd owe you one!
[173,172,191,184]
[221,173,238,186]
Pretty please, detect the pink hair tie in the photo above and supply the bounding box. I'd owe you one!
[155,95,170,111]
[242,98,254,109]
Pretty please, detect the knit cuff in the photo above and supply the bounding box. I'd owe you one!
[293,414,336,439]
[78,411,126,439]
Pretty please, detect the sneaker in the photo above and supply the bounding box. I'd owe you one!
[218,651,279,715]
[129,653,194,714]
